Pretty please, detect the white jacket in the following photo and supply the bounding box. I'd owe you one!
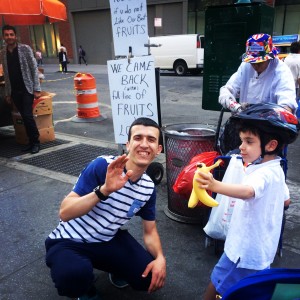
[219,59,298,113]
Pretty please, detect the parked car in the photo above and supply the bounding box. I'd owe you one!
[149,34,204,75]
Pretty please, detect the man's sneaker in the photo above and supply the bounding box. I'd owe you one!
[108,273,129,288]
[31,143,40,154]
[21,144,32,152]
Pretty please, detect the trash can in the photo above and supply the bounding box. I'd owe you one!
[163,123,216,224]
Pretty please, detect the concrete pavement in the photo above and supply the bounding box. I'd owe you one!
[0,64,300,300]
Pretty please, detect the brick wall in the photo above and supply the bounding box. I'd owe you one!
[17,27,31,46]
[57,0,73,59]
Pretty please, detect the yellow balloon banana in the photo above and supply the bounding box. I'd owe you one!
[188,159,222,208]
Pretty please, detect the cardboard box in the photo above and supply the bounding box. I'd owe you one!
[35,114,53,128]
[15,126,55,145]
[33,91,56,115]
[12,112,55,144]
[38,127,55,143]
[12,112,53,129]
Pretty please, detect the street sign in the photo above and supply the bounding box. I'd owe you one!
[272,34,299,46]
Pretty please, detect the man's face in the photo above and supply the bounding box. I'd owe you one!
[126,125,162,168]
[250,60,270,74]
[3,29,17,47]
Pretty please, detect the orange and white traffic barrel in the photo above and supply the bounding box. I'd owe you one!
[72,73,105,122]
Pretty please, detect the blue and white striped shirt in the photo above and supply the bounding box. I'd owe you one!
[49,156,156,243]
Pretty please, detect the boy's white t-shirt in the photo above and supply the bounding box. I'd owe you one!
[224,157,288,270]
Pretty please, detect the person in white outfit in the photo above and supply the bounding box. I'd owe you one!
[284,41,300,118]
[201,103,299,300]
[217,33,298,154]
[219,33,298,114]
[284,41,300,93]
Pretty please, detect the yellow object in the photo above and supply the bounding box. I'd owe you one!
[188,159,222,208]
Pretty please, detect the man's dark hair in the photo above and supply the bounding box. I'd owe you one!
[128,117,163,146]
[2,25,16,35]
[290,41,300,54]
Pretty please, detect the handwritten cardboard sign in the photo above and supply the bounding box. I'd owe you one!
[109,0,148,56]
[107,56,158,144]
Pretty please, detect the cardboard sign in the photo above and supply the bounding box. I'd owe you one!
[107,56,158,144]
[109,0,148,56]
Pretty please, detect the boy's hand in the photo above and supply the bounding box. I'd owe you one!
[195,170,214,190]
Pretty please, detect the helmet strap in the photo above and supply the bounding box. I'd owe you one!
[260,137,266,158]
[250,156,263,165]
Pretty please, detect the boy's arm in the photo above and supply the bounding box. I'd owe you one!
[196,170,254,200]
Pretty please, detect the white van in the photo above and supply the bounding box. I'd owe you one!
[149,34,204,75]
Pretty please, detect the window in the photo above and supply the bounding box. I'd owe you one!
[29,23,60,58]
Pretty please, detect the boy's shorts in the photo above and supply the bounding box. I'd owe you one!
[211,252,262,296]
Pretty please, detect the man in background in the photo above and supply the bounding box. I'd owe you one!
[78,45,87,65]
[284,41,300,118]
[60,43,67,54]
[58,47,68,74]
[0,24,41,154]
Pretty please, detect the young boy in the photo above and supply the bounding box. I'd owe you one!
[199,103,299,300]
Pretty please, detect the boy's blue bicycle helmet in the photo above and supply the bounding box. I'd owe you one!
[230,103,299,145]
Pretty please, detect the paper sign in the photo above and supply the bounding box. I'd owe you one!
[154,18,162,27]
[109,0,149,56]
[107,56,158,144]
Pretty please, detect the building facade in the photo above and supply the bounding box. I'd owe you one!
[7,0,300,64]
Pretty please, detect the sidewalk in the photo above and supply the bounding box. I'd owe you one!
[41,63,108,75]
[1,133,300,300]
[0,129,216,300]
[1,65,300,299]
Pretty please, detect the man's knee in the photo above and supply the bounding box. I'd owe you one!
[54,266,94,297]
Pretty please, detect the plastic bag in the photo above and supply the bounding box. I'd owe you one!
[203,155,244,240]
[173,151,220,200]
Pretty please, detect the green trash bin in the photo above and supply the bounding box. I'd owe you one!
[163,124,216,224]
[202,2,274,111]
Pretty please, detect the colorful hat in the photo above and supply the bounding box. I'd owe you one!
[242,33,278,63]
